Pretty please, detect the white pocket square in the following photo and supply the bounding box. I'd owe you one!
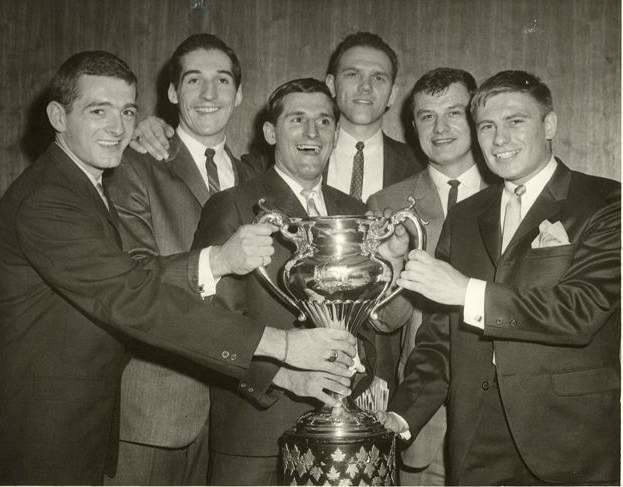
[531,220,570,249]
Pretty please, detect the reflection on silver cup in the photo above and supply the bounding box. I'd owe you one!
[255,197,426,485]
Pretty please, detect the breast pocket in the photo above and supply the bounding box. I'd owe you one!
[513,245,574,286]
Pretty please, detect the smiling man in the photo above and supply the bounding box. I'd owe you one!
[381,70,620,485]
[191,78,400,485]
[103,34,262,485]
[368,67,490,485]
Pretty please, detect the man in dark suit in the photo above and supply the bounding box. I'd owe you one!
[368,68,490,486]
[104,34,260,485]
[381,70,620,484]
[193,78,406,485]
[0,52,357,485]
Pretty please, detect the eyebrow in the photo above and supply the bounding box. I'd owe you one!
[84,101,138,110]
[180,69,234,81]
[283,110,334,119]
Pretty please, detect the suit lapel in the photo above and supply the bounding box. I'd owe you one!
[503,162,570,257]
[382,133,396,188]
[167,134,211,206]
[225,144,241,186]
[259,168,308,218]
[478,186,504,264]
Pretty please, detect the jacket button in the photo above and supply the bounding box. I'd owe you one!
[231,353,237,361]
[482,381,489,391]
[221,351,230,359]
[248,387,254,393]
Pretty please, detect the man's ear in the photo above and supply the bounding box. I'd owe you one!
[325,74,336,98]
[167,83,179,105]
[263,121,276,146]
[46,101,67,133]
[544,111,557,140]
[234,84,243,108]
[386,83,398,108]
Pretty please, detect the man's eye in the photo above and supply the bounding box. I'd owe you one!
[186,77,199,85]
[373,74,388,82]
[218,77,231,85]
[510,118,525,125]
[318,117,333,126]
[91,109,105,116]
[122,109,137,118]
[419,114,433,122]
[448,110,463,118]
[291,116,303,123]
[478,123,493,132]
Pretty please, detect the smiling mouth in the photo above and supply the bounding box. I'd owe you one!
[195,106,219,113]
[353,98,373,105]
[296,144,321,154]
[494,149,521,160]
[432,137,456,146]
[98,140,122,147]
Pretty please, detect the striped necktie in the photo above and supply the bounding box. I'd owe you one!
[205,148,220,194]
[349,141,365,200]
[301,189,320,217]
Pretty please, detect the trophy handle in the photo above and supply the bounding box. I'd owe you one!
[369,196,428,320]
[254,199,307,321]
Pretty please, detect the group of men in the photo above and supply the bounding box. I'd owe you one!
[0,28,619,487]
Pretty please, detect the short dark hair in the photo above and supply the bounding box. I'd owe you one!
[470,70,554,119]
[409,67,476,116]
[327,31,398,82]
[48,50,136,111]
[168,33,241,89]
[265,78,339,125]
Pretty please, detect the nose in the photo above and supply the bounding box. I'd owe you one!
[107,112,125,136]
[200,80,216,100]
[359,76,372,93]
[493,126,510,146]
[433,116,449,134]
[305,119,318,138]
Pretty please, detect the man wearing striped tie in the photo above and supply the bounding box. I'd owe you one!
[380,71,620,485]
[104,34,262,485]
[191,77,408,485]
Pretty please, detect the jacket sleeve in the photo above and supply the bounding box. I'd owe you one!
[15,184,264,379]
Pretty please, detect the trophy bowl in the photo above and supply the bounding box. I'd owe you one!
[255,197,426,485]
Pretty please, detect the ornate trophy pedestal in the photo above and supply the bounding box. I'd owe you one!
[281,400,395,486]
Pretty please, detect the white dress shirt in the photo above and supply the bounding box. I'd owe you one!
[428,163,483,216]
[274,165,327,216]
[176,126,235,191]
[326,128,384,203]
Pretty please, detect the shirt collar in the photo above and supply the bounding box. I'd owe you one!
[274,165,323,196]
[503,156,557,197]
[337,126,382,152]
[176,126,227,163]
[427,162,482,191]
[55,135,103,188]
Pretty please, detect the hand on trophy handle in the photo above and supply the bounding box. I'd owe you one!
[284,328,357,377]
[272,368,352,407]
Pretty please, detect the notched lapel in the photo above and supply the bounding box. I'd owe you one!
[167,135,211,206]
[478,188,503,264]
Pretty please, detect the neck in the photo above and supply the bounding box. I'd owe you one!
[179,123,225,148]
[339,118,381,141]
[428,152,476,179]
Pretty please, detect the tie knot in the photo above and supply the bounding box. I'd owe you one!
[301,188,316,199]
[205,148,215,159]
[355,141,364,151]
[447,179,460,188]
[514,184,526,197]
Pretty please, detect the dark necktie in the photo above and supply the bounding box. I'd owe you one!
[349,141,365,200]
[501,184,526,252]
[447,179,460,213]
[205,148,220,194]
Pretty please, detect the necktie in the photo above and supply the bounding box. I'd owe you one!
[96,182,110,210]
[501,184,526,252]
[349,141,365,200]
[447,179,460,213]
[205,148,220,194]
[301,189,320,217]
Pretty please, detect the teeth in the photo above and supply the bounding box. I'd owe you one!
[495,150,519,160]
[196,107,219,113]
[296,145,320,154]
[433,138,454,145]
[99,141,120,146]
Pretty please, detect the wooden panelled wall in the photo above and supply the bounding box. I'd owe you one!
[1,0,620,196]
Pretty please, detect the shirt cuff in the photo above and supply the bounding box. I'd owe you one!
[387,412,411,440]
[198,247,220,298]
[463,278,486,330]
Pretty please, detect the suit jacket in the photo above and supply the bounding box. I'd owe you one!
[391,161,620,484]
[192,167,373,457]
[105,134,258,448]
[368,169,488,470]
[0,144,267,484]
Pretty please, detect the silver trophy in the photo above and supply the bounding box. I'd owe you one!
[255,197,426,485]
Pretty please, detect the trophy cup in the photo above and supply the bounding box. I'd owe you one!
[255,197,426,486]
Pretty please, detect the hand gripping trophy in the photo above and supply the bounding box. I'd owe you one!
[255,197,426,486]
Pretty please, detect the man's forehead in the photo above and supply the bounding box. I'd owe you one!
[475,91,540,119]
[414,83,470,110]
[280,92,334,115]
[75,74,136,100]
[181,47,232,70]
[338,46,392,71]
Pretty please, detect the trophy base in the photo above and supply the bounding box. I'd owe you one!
[280,401,396,485]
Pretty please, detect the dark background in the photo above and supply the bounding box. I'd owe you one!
[1,0,619,197]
